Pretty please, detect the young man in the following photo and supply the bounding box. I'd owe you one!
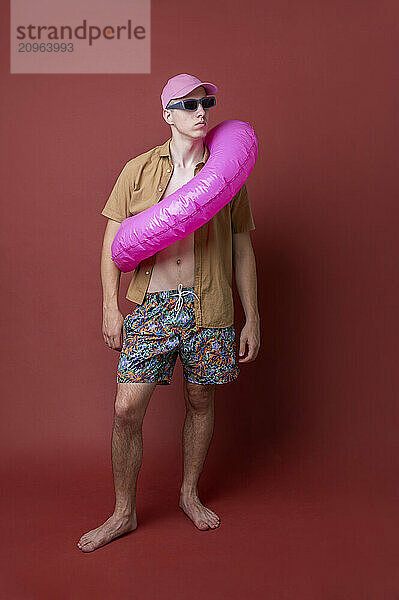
[77,73,260,552]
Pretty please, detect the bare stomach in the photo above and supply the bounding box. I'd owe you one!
[146,230,195,292]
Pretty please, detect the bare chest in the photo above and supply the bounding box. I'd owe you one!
[160,164,196,199]
[147,166,197,291]
[157,166,197,256]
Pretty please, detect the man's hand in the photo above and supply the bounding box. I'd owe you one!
[238,319,260,363]
[102,307,125,351]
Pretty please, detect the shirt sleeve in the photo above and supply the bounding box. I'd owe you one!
[101,162,132,222]
[230,183,256,233]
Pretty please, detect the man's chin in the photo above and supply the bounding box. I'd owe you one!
[193,126,208,137]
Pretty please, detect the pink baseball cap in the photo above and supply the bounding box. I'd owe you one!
[161,73,218,109]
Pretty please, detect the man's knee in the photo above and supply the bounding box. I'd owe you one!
[184,381,215,412]
[114,382,156,423]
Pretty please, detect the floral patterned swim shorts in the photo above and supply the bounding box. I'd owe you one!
[117,284,240,386]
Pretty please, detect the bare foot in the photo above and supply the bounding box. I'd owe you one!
[179,493,220,530]
[77,512,137,552]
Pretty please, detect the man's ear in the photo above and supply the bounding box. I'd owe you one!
[162,109,172,125]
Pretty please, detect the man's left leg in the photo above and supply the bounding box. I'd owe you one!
[179,380,220,530]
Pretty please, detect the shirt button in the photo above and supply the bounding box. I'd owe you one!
[167,169,171,173]
[176,259,181,264]
[158,187,162,191]
[145,271,149,275]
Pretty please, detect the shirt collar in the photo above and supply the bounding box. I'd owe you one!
[159,137,210,167]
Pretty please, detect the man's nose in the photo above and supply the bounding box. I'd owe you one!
[195,103,206,117]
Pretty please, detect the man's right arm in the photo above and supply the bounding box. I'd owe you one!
[101,219,125,351]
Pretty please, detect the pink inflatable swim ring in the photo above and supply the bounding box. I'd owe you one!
[111,119,259,272]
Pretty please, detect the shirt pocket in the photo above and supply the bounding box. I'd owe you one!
[128,185,153,216]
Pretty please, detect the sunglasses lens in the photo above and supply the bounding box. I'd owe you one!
[202,96,216,108]
[182,97,216,110]
[184,100,198,110]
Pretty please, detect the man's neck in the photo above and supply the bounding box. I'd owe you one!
[169,135,205,169]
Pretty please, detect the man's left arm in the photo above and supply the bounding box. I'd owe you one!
[233,232,260,362]
[230,184,260,363]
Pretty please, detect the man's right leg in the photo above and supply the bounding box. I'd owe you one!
[77,381,156,553]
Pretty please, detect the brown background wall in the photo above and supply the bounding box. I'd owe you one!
[1,0,397,597]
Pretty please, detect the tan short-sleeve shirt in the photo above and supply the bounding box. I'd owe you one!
[101,137,255,328]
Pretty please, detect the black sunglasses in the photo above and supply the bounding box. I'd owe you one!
[166,96,217,111]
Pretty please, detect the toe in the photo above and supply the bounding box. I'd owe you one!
[204,507,217,518]
[81,541,96,552]
[205,512,219,525]
[209,520,218,528]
